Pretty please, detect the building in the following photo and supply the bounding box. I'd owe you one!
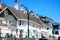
[40,16,60,39]
[0,0,60,39]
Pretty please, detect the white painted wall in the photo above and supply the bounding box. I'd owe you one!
[0,19,60,38]
[17,20,50,38]
[0,26,16,37]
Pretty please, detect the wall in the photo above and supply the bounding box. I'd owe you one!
[17,20,49,38]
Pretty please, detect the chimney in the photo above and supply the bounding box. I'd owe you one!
[20,4,27,13]
[0,3,2,11]
[14,0,18,10]
[20,4,24,11]
[30,10,34,16]
[36,14,39,18]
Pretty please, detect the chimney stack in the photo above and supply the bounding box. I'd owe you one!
[14,0,18,10]
[30,10,34,16]
[36,14,40,18]
[0,3,2,11]
[20,4,24,11]
[20,4,27,13]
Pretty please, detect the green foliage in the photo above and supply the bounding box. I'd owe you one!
[5,33,10,38]
[10,34,14,38]
[32,36,35,38]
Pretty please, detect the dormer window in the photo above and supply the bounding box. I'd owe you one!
[4,10,8,16]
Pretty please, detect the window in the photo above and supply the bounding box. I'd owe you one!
[33,30,36,33]
[55,31,59,34]
[20,30,24,33]
[19,20,25,26]
[9,20,12,24]
[20,29,24,38]
[33,30,38,37]
[0,20,2,24]
[21,20,24,25]
[52,30,59,35]
[19,20,21,25]
[33,23,39,28]
[48,22,52,28]
[16,29,18,34]
[52,30,54,34]
[4,10,8,16]
[29,22,31,26]
[53,25,59,29]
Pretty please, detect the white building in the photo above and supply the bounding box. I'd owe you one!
[0,0,60,39]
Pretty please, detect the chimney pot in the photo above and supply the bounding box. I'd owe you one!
[21,4,24,9]
[30,10,34,16]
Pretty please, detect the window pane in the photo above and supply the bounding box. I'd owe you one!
[4,10,8,16]
[55,31,59,35]
[20,29,24,38]
[19,20,21,25]
[19,20,26,26]
[52,30,59,35]
[21,20,24,25]
[16,29,18,34]
[33,30,38,37]
[53,25,59,29]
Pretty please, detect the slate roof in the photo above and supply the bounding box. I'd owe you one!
[0,3,53,28]
[8,6,48,27]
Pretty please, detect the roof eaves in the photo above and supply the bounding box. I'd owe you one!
[7,6,18,20]
[0,6,7,13]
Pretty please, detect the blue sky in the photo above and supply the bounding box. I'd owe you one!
[1,0,60,23]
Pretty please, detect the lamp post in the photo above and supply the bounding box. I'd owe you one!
[52,24,55,40]
[25,7,29,38]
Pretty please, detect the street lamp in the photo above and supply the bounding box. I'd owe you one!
[24,7,29,38]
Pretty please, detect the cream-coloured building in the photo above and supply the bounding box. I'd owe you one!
[0,0,60,39]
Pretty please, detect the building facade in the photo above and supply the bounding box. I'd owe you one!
[0,1,60,39]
